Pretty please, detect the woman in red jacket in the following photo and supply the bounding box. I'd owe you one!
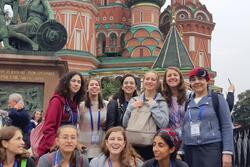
[37,71,85,158]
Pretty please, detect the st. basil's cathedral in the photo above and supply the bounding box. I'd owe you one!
[50,0,216,83]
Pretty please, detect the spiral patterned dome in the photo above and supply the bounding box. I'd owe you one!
[127,0,166,7]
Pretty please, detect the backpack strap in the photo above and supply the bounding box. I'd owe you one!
[211,92,221,130]
[21,159,27,167]
[184,92,193,112]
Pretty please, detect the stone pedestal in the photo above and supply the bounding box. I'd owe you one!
[0,51,68,112]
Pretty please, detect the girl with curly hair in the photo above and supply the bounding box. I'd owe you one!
[37,71,85,158]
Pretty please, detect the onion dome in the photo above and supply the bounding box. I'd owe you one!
[127,0,166,7]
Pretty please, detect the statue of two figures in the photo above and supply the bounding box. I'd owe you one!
[0,0,67,52]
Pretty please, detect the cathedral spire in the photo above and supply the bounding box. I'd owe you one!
[152,19,194,69]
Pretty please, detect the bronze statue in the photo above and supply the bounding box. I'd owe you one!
[0,0,67,52]
[0,0,16,50]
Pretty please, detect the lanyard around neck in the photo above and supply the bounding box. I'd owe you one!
[108,159,112,167]
[188,105,206,123]
[55,151,72,167]
[0,160,18,167]
[89,106,101,131]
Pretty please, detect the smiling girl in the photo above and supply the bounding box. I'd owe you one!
[106,74,138,130]
[79,78,108,159]
[183,67,233,167]
[90,126,143,167]
[142,128,188,167]
[123,71,169,160]
[37,71,85,158]
[162,67,187,137]
[0,126,35,167]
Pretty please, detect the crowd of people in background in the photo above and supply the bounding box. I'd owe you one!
[0,66,235,167]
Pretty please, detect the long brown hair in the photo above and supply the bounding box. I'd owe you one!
[143,70,162,93]
[102,126,142,166]
[112,74,138,104]
[55,71,85,104]
[162,66,186,106]
[0,126,29,163]
[84,78,104,109]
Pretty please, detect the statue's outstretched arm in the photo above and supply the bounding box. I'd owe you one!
[42,0,54,20]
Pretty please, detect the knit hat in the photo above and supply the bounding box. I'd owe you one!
[188,67,210,81]
[158,128,181,150]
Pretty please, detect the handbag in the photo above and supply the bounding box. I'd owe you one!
[125,97,157,146]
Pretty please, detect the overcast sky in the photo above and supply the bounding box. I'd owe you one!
[162,0,250,100]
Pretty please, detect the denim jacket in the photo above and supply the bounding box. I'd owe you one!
[183,91,233,153]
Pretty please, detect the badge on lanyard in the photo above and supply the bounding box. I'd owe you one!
[89,107,101,144]
[190,122,201,137]
[188,105,205,137]
[91,132,101,144]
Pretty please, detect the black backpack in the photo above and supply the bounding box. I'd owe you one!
[185,92,221,129]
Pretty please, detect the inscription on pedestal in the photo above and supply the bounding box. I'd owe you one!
[0,69,56,82]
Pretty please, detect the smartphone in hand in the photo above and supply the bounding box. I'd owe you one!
[228,78,232,85]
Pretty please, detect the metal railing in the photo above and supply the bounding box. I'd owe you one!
[233,125,250,167]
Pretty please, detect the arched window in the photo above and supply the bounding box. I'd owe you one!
[120,33,126,49]
[97,33,106,55]
[110,33,117,48]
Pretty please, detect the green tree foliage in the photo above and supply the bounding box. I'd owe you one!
[232,89,250,126]
[102,78,121,100]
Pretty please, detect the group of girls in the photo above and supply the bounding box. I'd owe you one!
[0,66,233,167]
[0,125,185,167]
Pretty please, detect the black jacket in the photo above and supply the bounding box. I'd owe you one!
[8,108,30,134]
[226,92,234,112]
[142,158,189,167]
[16,158,35,167]
[106,99,127,130]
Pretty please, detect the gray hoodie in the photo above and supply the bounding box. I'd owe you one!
[37,150,89,167]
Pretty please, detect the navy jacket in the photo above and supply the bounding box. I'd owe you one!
[8,108,30,133]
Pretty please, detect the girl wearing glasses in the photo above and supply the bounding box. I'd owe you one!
[183,67,233,167]
[37,125,89,167]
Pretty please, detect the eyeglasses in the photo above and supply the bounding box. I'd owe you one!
[59,135,77,141]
